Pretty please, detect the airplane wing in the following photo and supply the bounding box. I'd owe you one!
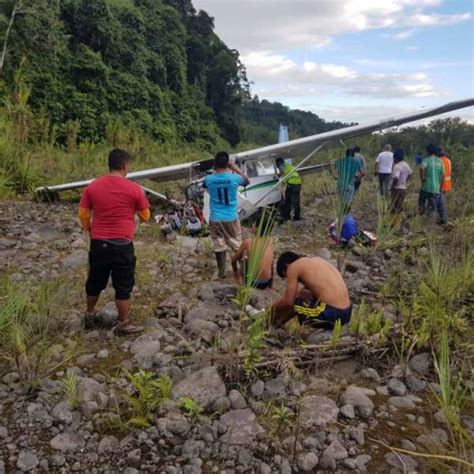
[231,98,474,162]
[36,98,473,195]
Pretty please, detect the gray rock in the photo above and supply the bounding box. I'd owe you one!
[127,449,141,468]
[185,319,219,342]
[341,386,374,419]
[264,374,287,398]
[461,415,474,432]
[76,354,95,365]
[359,368,381,381]
[98,435,119,454]
[124,469,140,474]
[405,374,426,392]
[376,385,389,396]
[0,238,15,249]
[97,349,109,359]
[251,379,265,398]
[51,402,73,425]
[212,396,231,413]
[300,395,339,429]
[388,378,407,396]
[355,454,372,471]
[345,260,363,273]
[229,390,247,409]
[350,424,365,445]
[384,453,418,471]
[130,338,161,359]
[316,248,331,260]
[172,366,226,409]
[50,432,85,452]
[297,452,319,472]
[401,439,417,451]
[156,412,191,436]
[0,426,8,438]
[0,460,4,474]
[95,302,118,327]
[324,439,348,460]
[3,372,20,384]
[416,429,448,450]
[17,450,39,472]
[63,249,88,269]
[76,376,107,407]
[388,396,416,410]
[220,409,265,446]
[157,294,190,318]
[340,404,355,419]
[409,352,431,375]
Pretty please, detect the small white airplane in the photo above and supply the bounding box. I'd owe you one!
[36,98,474,222]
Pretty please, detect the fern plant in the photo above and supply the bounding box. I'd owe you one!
[124,371,173,428]
[180,397,204,421]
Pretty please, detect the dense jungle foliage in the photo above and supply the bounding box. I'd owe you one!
[0,0,346,148]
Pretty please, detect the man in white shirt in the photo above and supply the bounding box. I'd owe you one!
[391,148,412,215]
[375,144,394,197]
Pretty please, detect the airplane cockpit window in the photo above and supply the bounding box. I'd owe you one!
[255,158,276,176]
[245,161,259,178]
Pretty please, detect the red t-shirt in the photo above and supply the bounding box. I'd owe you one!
[79,175,150,241]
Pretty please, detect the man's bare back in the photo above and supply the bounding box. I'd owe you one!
[232,236,274,283]
[291,257,350,309]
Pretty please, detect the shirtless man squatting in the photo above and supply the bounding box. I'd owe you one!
[269,252,352,330]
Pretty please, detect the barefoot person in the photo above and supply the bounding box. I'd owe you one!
[231,210,275,289]
[78,149,150,335]
[269,252,352,330]
[203,151,250,279]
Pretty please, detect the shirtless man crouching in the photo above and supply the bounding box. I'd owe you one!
[269,252,352,330]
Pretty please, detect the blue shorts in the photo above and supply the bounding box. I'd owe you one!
[294,297,352,330]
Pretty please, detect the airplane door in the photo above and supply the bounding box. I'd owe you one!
[239,158,282,218]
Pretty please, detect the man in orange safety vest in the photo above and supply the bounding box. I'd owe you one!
[436,147,452,224]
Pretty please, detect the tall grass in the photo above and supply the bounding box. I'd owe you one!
[0,278,70,391]
[432,327,471,461]
[403,246,472,347]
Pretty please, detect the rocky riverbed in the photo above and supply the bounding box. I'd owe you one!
[0,201,472,473]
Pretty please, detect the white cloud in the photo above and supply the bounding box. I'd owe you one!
[193,0,470,52]
[243,52,442,99]
[388,29,415,40]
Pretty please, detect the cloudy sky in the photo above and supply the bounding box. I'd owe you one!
[193,0,473,124]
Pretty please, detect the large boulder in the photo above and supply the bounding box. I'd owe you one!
[172,366,226,409]
[300,395,339,429]
[220,409,266,446]
[340,386,374,419]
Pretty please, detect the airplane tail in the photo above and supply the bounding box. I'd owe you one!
[278,124,289,143]
[278,124,292,164]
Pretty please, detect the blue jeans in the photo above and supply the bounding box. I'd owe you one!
[436,193,448,223]
[338,185,355,213]
[418,190,440,217]
[378,173,391,197]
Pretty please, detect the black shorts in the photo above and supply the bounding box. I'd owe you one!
[86,240,136,300]
[294,297,352,330]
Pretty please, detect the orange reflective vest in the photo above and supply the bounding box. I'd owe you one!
[440,155,452,192]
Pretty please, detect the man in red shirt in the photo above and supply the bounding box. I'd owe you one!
[79,149,150,335]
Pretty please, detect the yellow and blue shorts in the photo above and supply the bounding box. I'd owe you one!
[294,297,352,330]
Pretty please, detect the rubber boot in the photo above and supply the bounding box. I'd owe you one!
[215,251,227,279]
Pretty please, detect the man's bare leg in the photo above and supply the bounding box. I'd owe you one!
[115,299,130,322]
[115,299,143,335]
[86,295,100,314]
[270,306,296,328]
[270,288,313,328]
